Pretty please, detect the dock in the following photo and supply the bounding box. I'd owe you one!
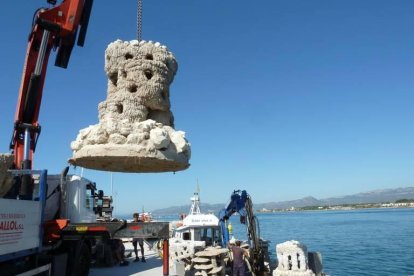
[89,242,165,276]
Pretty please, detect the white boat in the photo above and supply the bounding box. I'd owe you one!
[171,189,221,247]
[168,189,226,275]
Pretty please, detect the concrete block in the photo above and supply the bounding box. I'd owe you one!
[69,40,190,172]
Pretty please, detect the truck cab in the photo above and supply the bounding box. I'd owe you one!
[45,173,111,223]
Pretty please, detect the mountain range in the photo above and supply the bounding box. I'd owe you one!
[151,187,414,215]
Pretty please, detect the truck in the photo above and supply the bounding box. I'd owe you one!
[0,1,170,275]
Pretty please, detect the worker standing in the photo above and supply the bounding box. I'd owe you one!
[132,212,146,262]
[229,240,248,276]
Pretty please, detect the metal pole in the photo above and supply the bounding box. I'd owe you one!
[20,126,33,200]
[111,172,113,196]
[35,31,50,75]
[163,239,169,276]
[23,127,31,161]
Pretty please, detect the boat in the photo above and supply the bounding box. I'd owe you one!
[167,189,225,275]
[171,189,221,246]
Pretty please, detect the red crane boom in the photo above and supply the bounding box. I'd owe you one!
[10,0,93,199]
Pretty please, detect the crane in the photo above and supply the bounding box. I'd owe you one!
[219,190,269,275]
[1,2,173,275]
[9,0,93,199]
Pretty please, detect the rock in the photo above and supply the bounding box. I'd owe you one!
[150,127,170,149]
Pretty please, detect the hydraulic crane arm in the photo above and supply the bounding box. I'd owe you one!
[10,0,93,199]
[219,190,249,246]
[219,190,266,274]
[219,190,260,248]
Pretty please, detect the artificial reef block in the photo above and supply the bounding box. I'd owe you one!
[69,40,191,172]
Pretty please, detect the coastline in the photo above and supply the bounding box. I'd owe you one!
[257,205,414,213]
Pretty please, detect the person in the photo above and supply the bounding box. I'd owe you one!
[229,240,248,276]
[132,212,146,262]
[111,239,129,266]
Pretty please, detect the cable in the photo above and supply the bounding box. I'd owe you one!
[137,0,143,41]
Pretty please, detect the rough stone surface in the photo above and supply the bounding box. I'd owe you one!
[169,238,205,261]
[274,240,315,276]
[70,40,191,172]
[192,257,210,263]
[0,154,14,197]
[193,246,227,276]
[195,248,228,257]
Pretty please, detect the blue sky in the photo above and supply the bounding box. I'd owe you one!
[1,1,414,214]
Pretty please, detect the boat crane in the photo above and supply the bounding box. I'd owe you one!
[219,190,270,275]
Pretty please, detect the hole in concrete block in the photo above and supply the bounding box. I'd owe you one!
[144,69,153,80]
[297,253,300,269]
[125,53,133,60]
[120,70,127,78]
[145,53,153,60]
[128,84,138,93]
[109,72,118,86]
[116,103,123,114]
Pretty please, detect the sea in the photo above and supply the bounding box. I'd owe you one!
[155,208,414,276]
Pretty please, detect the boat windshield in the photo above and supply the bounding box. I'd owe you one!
[194,227,221,246]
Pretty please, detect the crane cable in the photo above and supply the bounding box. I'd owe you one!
[137,0,143,41]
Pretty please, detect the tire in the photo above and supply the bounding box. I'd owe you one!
[66,240,91,276]
[103,241,114,267]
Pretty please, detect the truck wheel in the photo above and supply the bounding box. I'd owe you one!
[67,241,91,276]
[103,241,114,267]
[77,242,91,276]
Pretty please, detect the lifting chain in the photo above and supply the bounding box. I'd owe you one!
[137,0,143,41]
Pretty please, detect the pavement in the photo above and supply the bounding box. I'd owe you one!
[89,241,165,276]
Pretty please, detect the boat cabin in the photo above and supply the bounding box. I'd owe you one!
[172,188,222,247]
[173,213,221,246]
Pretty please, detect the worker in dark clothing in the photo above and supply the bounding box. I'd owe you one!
[229,240,248,276]
[132,212,146,262]
[111,239,129,266]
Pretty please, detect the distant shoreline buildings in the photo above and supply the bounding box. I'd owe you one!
[257,199,414,212]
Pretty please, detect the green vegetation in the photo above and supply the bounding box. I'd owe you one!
[395,199,414,203]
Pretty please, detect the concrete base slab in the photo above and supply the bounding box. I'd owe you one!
[69,145,189,173]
